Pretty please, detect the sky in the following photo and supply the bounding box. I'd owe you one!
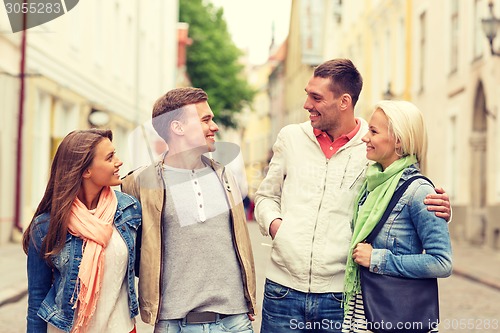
[208,0,292,65]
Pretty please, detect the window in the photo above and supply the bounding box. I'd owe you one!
[473,0,484,60]
[69,3,82,52]
[0,76,17,225]
[93,1,103,67]
[112,3,121,78]
[126,16,133,85]
[497,117,500,199]
[419,11,427,92]
[450,0,459,73]
[31,92,51,211]
[384,30,391,92]
[447,114,458,200]
[114,125,130,177]
[53,102,78,140]
[371,40,381,101]
[396,18,406,92]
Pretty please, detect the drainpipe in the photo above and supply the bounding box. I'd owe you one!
[13,7,28,235]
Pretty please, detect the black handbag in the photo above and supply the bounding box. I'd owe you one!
[359,175,439,333]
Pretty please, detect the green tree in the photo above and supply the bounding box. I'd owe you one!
[179,0,256,127]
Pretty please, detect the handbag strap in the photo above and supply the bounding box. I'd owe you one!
[365,175,434,243]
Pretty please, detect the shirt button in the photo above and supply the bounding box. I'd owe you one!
[329,146,333,150]
[373,266,379,273]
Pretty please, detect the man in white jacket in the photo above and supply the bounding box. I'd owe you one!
[254,59,451,333]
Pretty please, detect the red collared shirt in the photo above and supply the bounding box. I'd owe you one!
[314,119,361,159]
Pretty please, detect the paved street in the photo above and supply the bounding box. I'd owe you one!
[2,221,500,332]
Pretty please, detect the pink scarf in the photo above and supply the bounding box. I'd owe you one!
[68,187,117,333]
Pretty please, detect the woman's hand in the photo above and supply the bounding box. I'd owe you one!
[352,242,373,268]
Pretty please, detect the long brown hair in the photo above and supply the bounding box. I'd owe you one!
[22,129,113,259]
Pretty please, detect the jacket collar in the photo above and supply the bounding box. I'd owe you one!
[115,191,137,211]
[299,118,368,152]
[153,150,224,182]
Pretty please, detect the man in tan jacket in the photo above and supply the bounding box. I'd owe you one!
[122,87,256,333]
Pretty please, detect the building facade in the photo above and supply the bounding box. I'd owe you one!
[0,0,179,243]
[0,30,22,244]
[278,0,500,248]
[410,0,500,248]
[339,0,500,248]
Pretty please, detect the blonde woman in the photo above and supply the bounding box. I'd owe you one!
[342,101,452,333]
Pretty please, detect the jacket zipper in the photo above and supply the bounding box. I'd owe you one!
[349,165,368,189]
[339,154,352,189]
[308,158,329,292]
[155,163,167,324]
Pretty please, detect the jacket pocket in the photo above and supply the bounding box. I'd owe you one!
[51,240,71,268]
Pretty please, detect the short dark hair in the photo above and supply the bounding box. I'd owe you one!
[152,87,208,141]
[314,59,363,107]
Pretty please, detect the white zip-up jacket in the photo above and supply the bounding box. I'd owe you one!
[255,119,369,293]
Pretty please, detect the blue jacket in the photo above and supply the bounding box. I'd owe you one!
[26,191,141,333]
[369,165,453,278]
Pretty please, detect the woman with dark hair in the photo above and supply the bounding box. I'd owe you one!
[23,129,141,333]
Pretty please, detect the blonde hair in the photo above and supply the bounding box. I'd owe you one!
[373,100,427,167]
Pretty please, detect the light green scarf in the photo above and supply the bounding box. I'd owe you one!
[343,155,417,314]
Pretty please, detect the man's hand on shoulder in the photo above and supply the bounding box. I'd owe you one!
[424,187,451,222]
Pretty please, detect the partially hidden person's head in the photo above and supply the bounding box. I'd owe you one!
[23,129,122,257]
[152,87,219,152]
[304,58,363,134]
[362,100,427,170]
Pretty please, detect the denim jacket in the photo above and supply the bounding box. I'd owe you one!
[369,165,453,279]
[26,191,141,333]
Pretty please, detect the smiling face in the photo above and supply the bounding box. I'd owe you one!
[303,76,343,135]
[83,138,123,190]
[181,102,219,153]
[362,108,400,170]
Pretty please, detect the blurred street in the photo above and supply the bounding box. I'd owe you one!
[1,221,500,333]
[2,1,500,331]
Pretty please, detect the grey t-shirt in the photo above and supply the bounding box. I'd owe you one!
[158,164,248,320]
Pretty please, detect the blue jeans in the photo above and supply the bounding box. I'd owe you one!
[261,279,344,333]
[154,314,253,333]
